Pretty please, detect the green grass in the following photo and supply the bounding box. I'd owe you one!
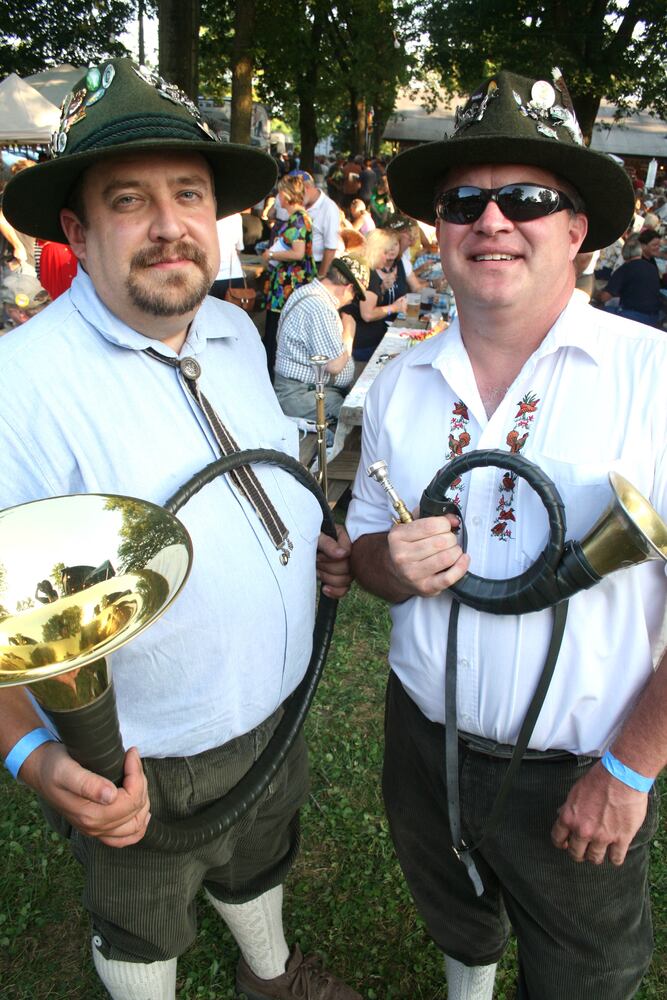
[0,584,665,998]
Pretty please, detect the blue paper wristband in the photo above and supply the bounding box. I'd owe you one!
[4,728,60,780]
[601,750,654,793]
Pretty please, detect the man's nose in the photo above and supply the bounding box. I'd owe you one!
[472,199,514,235]
[148,199,188,242]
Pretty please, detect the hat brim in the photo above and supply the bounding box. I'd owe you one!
[3,139,277,243]
[330,257,367,299]
[387,135,635,252]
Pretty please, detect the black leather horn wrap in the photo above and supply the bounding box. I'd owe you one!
[142,448,337,852]
[420,449,572,615]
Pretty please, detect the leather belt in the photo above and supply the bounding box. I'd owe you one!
[457,731,593,763]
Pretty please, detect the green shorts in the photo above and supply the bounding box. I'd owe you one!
[44,707,310,962]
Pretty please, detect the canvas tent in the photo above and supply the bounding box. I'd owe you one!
[0,73,59,145]
[384,90,667,163]
[25,65,86,111]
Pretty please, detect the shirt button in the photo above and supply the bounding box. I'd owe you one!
[460,713,472,725]
[460,658,469,669]
[472,516,482,527]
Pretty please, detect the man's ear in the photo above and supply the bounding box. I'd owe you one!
[568,212,588,261]
[59,209,87,262]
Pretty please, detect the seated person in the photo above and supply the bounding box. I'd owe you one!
[348,198,376,236]
[344,228,413,367]
[274,256,368,423]
[599,232,663,327]
[1,272,51,332]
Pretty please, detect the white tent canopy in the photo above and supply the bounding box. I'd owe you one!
[384,89,667,161]
[25,65,86,111]
[0,73,59,145]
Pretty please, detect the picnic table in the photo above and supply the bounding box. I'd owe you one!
[330,326,418,459]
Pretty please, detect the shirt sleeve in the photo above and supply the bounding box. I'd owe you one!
[322,200,342,250]
[309,308,344,359]
[345,378,395,542]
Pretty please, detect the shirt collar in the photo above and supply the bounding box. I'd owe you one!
[403,291,604,376]
[69,268,236,358]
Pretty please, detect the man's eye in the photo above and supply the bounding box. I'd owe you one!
[180,190,202,201]
[114,195,138,208]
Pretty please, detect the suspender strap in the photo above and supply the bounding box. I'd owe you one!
[145,348,293,564]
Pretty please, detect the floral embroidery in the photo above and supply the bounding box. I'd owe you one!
[443,401,472,507]
[491,393,540,540]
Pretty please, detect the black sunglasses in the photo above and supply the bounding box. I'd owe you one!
[434,184,576,225]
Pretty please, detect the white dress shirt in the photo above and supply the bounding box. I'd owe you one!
[306,191,343,262]
[0,269,323,757]
[346,295,667,755]
[214,213,244,281]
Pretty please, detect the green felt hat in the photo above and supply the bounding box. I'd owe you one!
[3,59,277,243]
[387,69,634,252]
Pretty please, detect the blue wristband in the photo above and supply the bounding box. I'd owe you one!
[4,728,59,780]
[601,750,654,793]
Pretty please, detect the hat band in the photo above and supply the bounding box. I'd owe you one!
[70,113,214,155]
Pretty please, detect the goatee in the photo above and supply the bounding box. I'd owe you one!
[127,241,213,316]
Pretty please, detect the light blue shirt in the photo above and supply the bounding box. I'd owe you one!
[0,269,323,756]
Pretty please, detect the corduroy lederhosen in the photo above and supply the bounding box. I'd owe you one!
[383,671,659,1000]
[42,706,309,963]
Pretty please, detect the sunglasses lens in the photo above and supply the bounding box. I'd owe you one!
[497,184,560,220]
[439,187,487,223]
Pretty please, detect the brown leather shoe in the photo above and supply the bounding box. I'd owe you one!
[236,944,362,999]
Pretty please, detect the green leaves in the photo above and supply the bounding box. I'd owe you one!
[0,0,133,78]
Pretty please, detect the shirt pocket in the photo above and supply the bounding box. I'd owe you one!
[518,455,620,560]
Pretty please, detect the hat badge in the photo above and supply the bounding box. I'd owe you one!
[50,62,117,157]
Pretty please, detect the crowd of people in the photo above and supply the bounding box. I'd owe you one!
[0,56,666,1000]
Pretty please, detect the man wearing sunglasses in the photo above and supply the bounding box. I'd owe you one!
[347,70,666,1000]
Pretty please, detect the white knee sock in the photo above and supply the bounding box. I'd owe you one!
[445,954,497,1000]
[92,941,177,1000]
[205,884,290,980]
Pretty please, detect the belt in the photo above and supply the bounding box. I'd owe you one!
[457,731,593,763]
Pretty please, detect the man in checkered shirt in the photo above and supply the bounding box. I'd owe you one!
[274,255,369,423]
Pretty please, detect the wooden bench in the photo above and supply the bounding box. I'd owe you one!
[298,432,319,469]
[325,427,362,508]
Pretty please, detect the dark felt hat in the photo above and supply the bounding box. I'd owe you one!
[330,255,369,299]
[3,59,277,243]
[387,69,634,252]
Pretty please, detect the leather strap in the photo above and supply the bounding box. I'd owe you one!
[445,599,569,896]
[145,348,293,564]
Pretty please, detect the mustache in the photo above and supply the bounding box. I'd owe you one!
[130,241,208,269]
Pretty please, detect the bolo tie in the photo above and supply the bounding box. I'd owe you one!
[145,348,293,565]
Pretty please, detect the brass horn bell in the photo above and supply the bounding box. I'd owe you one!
[0,494,192,780]
[578,472,667,577]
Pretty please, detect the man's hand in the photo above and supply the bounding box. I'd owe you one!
[25,741,151,848]
[387,513,469,598]
[316,525,352,598]
[550,760,649,866]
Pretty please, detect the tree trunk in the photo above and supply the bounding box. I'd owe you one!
[298,94,317,173]
[569,90,602,146]
[138,0,145,65]
[354,96,366,157]
[230,0,255,145]
[346,92,367,155]
[158,0,200,99]
[295,7,324,173]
